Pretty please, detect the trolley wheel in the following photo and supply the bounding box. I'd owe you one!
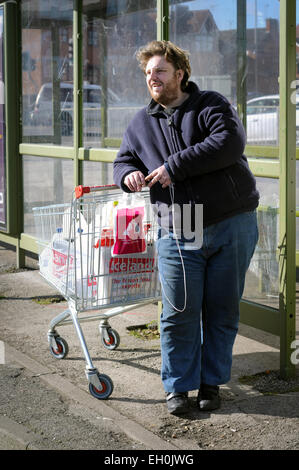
[49,336,69,360]
[101,328,120,350]
[89,374,114,400]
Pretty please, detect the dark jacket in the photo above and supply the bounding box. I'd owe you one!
[113,82,259,228]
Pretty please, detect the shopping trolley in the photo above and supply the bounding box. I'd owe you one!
[33,184,161,399]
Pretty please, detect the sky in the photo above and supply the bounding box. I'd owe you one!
[180,0,291,31]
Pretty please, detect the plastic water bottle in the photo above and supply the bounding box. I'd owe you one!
[52,228,70,280]
[52,228,67,252]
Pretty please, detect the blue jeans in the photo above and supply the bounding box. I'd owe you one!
[156,210,259,393]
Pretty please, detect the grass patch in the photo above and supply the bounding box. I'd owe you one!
[127,320,160,340]
[239,374,259,386]
[33,295,64,305]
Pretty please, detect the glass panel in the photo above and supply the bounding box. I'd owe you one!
[169,1,282,306]
[23,155,73,236]
[169,0,237,104]
[21,0,73,145]
[243,176,279,308]
[246,0,280,145]
[83,161,113,186]
[82,0,157,148]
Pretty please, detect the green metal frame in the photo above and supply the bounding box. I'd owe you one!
[73,0,83,187]
[2,1,24,266]
[278,0,296,379]
[0,0,297,378]
[157,0,169,41]
[236,0,247,129]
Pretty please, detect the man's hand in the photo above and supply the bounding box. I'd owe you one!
[124,171,146,192]
[145,165,171,189]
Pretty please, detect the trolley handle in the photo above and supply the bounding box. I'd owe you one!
[75,184,119,199]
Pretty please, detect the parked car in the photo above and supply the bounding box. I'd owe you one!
[246,94,299,145]
[30,82,121,136]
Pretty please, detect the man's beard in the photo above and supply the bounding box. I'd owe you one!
[148,76,180,107]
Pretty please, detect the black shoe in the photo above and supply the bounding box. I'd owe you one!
[166,392,189,415]
[197,384,220,411]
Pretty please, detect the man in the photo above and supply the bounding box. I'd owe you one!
[113,40,259,415]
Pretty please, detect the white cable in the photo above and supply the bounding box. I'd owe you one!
[159,183,187,313]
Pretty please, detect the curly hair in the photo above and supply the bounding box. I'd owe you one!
[136,40,191,91]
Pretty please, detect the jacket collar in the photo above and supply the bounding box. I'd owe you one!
[146,81,200,116]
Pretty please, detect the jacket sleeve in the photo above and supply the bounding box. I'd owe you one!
[113,132,149,192]
[167,99,246,181]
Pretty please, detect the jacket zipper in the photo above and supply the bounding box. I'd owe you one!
[167,116,180,153]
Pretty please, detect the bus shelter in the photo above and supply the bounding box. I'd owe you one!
[0,0,297,378]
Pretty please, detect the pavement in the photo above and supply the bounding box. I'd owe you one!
[0,241,299,453]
